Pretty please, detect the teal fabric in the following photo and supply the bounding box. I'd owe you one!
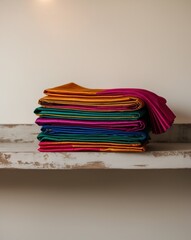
[37,131,148,143]
[34,107,146,120]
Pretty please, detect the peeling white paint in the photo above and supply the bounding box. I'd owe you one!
[0,125,191,170]
[0,143,191,170]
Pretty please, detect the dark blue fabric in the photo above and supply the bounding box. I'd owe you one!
[41,125,149,139]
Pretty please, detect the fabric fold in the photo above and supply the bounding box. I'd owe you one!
[35,118,147,132]
[34,82,175,152]
[34,107,146,120]
[41,82,175,134]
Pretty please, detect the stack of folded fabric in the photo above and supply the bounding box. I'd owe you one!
[34,82,175,152]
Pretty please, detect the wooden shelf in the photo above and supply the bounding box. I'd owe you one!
[0,124,190,170]
[0,142,191,170]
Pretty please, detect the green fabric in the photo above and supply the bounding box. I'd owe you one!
[34,107,146,120]
[37,132,147,143]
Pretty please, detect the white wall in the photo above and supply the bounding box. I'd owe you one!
[0,0,191,123]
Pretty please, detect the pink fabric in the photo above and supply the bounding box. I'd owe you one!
[41,104,138,112]
[35,118,146,131]
[97,88,175,134]
[38,147,101,152]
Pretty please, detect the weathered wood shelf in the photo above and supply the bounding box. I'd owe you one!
[0,142,191,169]
[0,124,191,170]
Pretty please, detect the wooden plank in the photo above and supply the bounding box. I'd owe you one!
[0,124,39,143]
[1,124,191,143]
[0,143,191,170]
[0,124,190,170]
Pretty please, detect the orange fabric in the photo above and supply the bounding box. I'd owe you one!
[39,141,146,152]
[40,141,142,146]
[44,82,102,96]
[39,83,144,110]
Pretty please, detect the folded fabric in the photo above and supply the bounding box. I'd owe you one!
[40,104,143,112]
[40,83,145,110]
[99,88,175,134]
[37,130,148,143]
[34,82,175,153]
[40,82,175,134]
[41,125,149,135]
[34,107,146,120]
[38,141,146,152]
[35,118,146,131]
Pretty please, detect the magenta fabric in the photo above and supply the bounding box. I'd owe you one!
[35,118,146,132]
[97,88,175,134]
[41,104,141,112]
[39,147,101,152]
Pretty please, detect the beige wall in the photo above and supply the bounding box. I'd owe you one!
[0,1,191,240]
[0,0,191,123]
[0,170,191,240]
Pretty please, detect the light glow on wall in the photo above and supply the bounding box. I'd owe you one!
[37,0,54,3]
